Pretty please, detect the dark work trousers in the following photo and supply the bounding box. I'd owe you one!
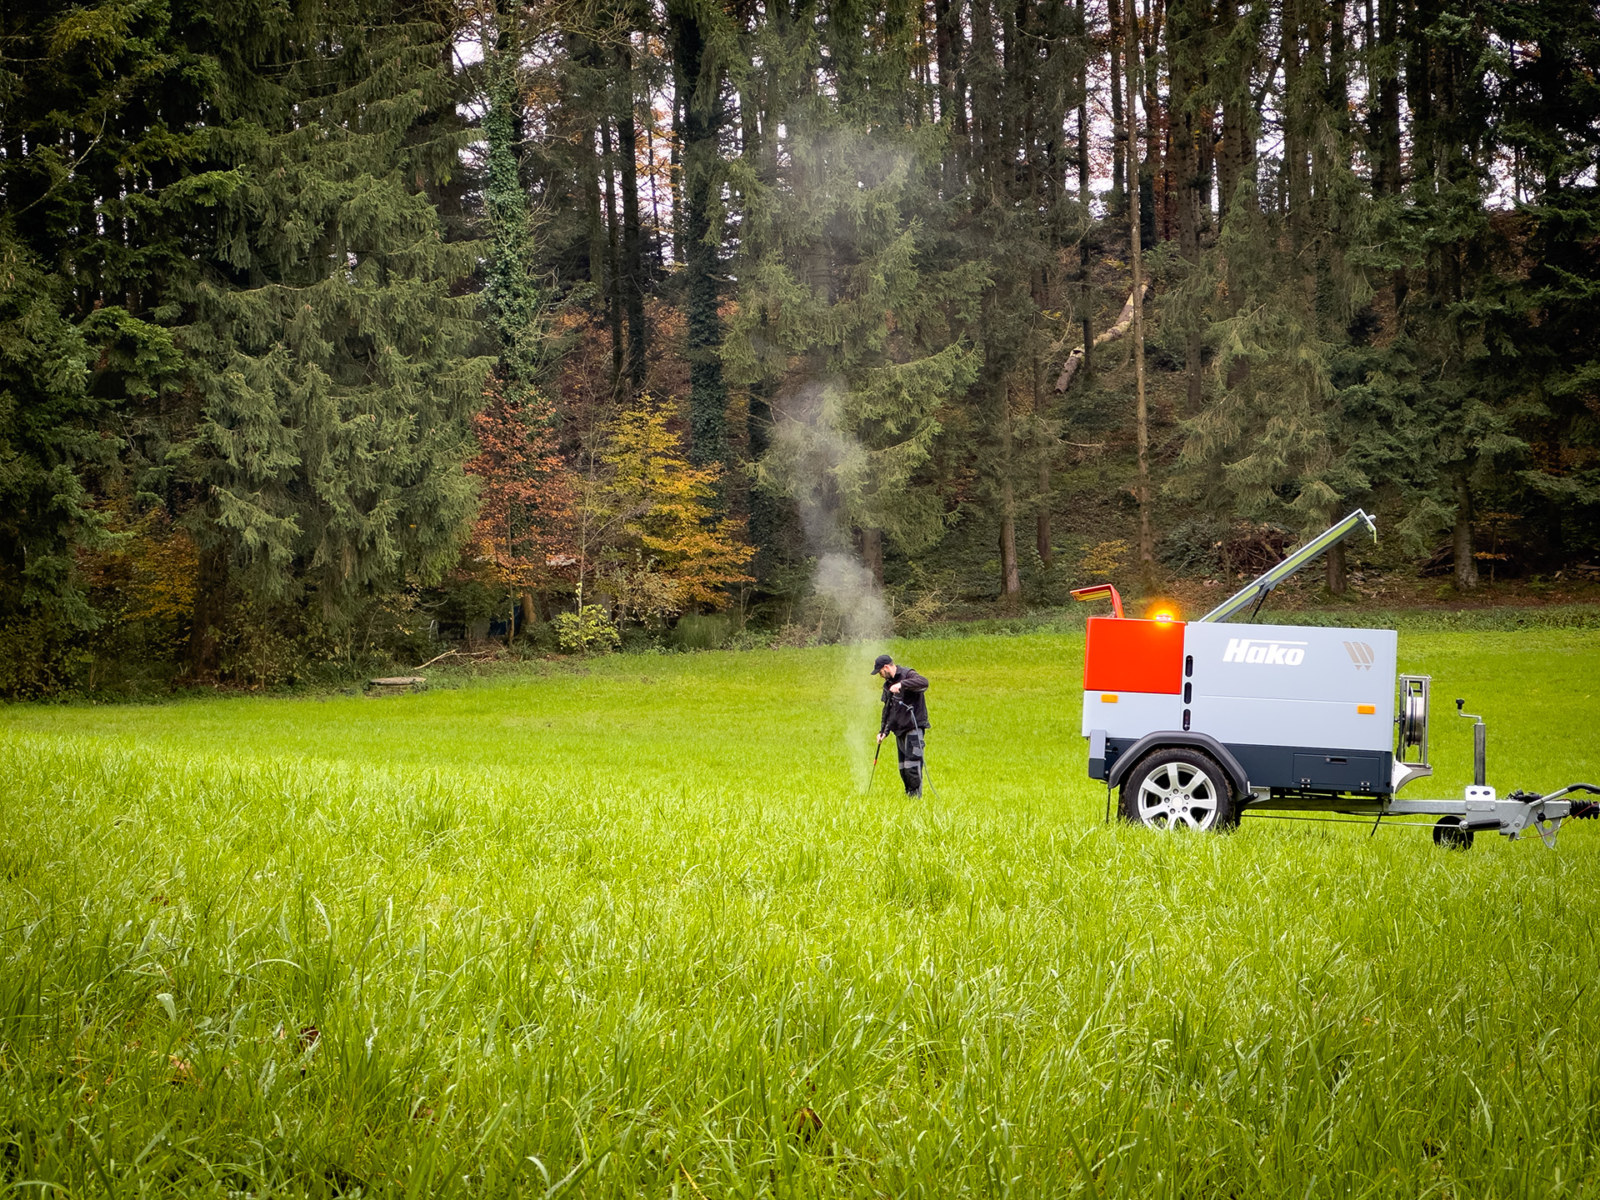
[895,727,926,797]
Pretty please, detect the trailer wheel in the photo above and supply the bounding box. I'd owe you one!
[1119,748,1238,831]
[1432,816,1475,851]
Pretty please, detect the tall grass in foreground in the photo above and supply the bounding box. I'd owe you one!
[2,630,1598,1197]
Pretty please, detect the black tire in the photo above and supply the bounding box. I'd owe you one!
[1432,816,1475,851]
[1119,748,1238,831]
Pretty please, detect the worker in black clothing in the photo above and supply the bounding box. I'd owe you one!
[872,653,930,798]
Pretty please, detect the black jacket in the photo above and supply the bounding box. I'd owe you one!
[879,666,930,734]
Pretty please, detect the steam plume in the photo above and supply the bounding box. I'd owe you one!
[771,381,891,785]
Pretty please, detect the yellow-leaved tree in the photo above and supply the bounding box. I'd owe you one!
[575,398,754,623]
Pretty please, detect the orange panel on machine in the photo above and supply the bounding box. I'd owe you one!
[1084,617,1185,695]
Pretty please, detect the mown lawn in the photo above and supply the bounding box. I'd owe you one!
[2,628,1598,1198]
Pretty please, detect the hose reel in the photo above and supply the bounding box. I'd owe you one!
[1397,674,1430,763]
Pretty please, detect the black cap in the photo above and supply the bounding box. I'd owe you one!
[870,654,893,675]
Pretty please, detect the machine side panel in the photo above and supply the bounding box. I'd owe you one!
[1104,738,1395,796]
[1190,696,1393,754]
[1081,690,1186,739]
[1181,623,1396,756]
[1084,617,1185,694]
[1232,744,1394,794]
[1182,623,1397,706]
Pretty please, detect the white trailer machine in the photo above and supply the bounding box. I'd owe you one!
[1073,511,1599,848]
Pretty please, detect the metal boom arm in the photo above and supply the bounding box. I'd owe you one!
[1197,510,1378,624]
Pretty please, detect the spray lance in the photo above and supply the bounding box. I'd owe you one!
[865,733,885,795]
[864,702,892,796]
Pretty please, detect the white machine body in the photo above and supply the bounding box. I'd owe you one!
[1082,617,1401,796]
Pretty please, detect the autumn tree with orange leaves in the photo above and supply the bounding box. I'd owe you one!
[464,386,577,630]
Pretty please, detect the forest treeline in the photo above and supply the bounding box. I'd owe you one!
[2,0,1597,693]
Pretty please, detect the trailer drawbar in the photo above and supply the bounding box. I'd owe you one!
[1072,510,1600,849]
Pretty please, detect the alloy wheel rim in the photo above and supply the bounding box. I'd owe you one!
[1136,762,1219,830]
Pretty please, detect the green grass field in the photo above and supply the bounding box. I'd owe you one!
[3,628,1599,1198]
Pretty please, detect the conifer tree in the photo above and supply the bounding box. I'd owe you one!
[667,0,732,474]
[0,232,107,689]
[0,0,211,685]
[1175,0,1382,560]
[1372,0,1514,588]
[956,0,1088,601]
[176,0,492,670]
[1450,0,1600,567]
[726,0,981,582]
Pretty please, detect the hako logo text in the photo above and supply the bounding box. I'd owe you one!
[1222,637,1308,666]
[1342,641,1376,670]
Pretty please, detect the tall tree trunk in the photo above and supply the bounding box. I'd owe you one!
[668,81,686,267]
[1215,0,1252,226]
[616,38,647,395]
[934,0,969,193]
[668,1,729,475]
[1326,541,1347,594]
[999,476,1022,602]
[569,34,608,291]
[1127,12,1155,585]
[1369,0,1406,310]
[1109,0,1126,202]
[1033,290,1053,568]
[1329,0,1350,127]
[1282,0,1314,257]
[747,376,779,582]
[1077,0,1093,370]
[599,115,625,397]
[860,526,885,588]
[1037,457,1053,566]
[1140,0,1165,243]
[1168,0,1204,415]
[1453,471,1479,590]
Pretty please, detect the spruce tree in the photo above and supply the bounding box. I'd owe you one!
[0,231,107,689]
[1460,0,1600,565]
[954,0,1088,602]
[667,0,732,474]
[0,0,205,686]
[1175,0,1384,556]
[175,0,491,670]
[726,0,980,582]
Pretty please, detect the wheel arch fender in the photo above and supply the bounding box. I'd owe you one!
[1107,732,1251,798]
